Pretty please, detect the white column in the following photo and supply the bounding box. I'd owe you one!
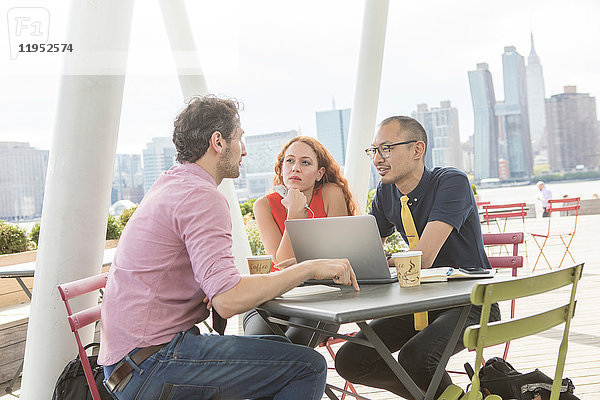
[159,0,251,273]
[344,0,389,212]
[20,1,135,398]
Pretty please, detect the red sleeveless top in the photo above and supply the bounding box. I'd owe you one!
[266,187,327,271]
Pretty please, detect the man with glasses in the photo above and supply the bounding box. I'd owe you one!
[335,116,499,398]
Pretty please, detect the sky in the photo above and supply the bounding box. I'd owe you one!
[1,0,599,155]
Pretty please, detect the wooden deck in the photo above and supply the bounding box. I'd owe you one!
[1,214,598,399]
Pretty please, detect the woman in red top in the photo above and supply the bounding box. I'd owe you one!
[244,136,357,345]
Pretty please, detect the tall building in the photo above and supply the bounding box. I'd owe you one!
[468,63,499,182]
[112,154,144,204]
[546,86,600,171]
[0,142,49,220]
[316,108,351,166]
[411,101,463,170]
[499,46,533,178]
[142,137,176,194]
[243,130,297,199]
[526,33,547,152]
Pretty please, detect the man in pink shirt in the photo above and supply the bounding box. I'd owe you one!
[98,95,358,400]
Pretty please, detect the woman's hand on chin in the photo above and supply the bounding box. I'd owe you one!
[282,188,307,218]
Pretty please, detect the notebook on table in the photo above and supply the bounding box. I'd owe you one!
[285,215,397,284]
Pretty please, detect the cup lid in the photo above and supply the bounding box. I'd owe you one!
[247,255,273,260]
[392,250,423,257]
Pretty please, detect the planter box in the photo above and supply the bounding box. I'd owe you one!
[0,240,117,308]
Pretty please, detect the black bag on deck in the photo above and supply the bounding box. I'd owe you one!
[475,357,580,400]
[53,343,112,400]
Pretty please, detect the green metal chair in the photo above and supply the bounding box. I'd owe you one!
[438,263,583,400]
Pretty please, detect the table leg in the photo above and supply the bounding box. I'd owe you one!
[255,309,287,336]
[356,321,423,400]
[5,361,22,393]
[424,305,471,400]
[16,277,32,299]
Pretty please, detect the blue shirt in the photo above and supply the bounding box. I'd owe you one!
[371,167,490,271]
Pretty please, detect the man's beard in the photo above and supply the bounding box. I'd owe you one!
[217,146,240,179]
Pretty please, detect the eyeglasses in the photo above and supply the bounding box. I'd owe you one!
[364,140,417,159]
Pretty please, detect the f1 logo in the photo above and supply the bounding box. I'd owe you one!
[7,7,50,59]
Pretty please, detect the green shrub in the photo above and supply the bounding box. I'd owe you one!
[29,222,41,247]
[245,218,265,256]
[118,206,137,227]
[240,198,257,219]
[365,189,408,254]
[0,220,34,254]
[106,215,122,240]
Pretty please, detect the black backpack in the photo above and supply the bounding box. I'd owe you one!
[53,343,112,400]
[471,357,580,400]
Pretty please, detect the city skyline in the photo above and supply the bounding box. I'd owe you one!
[1,0,599,154]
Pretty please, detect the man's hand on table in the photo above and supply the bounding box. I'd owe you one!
[306,258,360,291]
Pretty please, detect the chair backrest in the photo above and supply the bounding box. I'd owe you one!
[57,273,108,400]
[483,232,524,276]
[545,197,580,235]
[463,263,584,400]
[548,197,580,216]
[482,203,527,221]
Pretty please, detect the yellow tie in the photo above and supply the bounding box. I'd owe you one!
[401,195,428,331]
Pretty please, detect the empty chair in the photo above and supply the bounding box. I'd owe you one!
[530,197,580,272]
[482,232,524,360]
[438,263,583,400]
[57,273,108,400]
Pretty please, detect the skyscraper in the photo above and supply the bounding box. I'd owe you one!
[0,142,49,220]
[468,63,499,182]
[526,33,547,152]
[411,101,463,170]
[498,46,533,178]
[546,86,600,171]
[243,130,297,199]
[316,108,351,166]
[112,154,144,204]
[142,137,176,194]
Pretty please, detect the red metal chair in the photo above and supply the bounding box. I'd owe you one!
[482,232,524,360]
[531,197,580,272]
[482,202,527,233]
[57,273,108,400]
[448,232,524,376]
[318,332,361,399]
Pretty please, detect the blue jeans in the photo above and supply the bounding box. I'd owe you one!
[103,327,327,400]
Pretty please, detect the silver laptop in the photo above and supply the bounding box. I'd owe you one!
[285,215,397,284]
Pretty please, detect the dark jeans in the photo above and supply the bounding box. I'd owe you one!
[243,308,340,347]
[103,326,327,400]
[543,207,549,217]
[335,304,501,399]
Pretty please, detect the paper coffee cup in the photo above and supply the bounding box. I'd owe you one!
[392,250,422,287]
[247,255,272,275]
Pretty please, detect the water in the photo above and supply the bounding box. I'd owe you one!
[477,179,599,205]
[11,180,599,232]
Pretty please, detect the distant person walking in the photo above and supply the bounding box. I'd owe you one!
[537,181,553,217]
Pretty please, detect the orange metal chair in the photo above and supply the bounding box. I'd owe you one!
[530,197,580,272]
[57,273,108,400]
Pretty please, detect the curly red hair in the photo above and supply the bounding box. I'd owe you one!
[273,136,357,216]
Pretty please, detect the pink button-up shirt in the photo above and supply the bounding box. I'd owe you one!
[99,163,242,365]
